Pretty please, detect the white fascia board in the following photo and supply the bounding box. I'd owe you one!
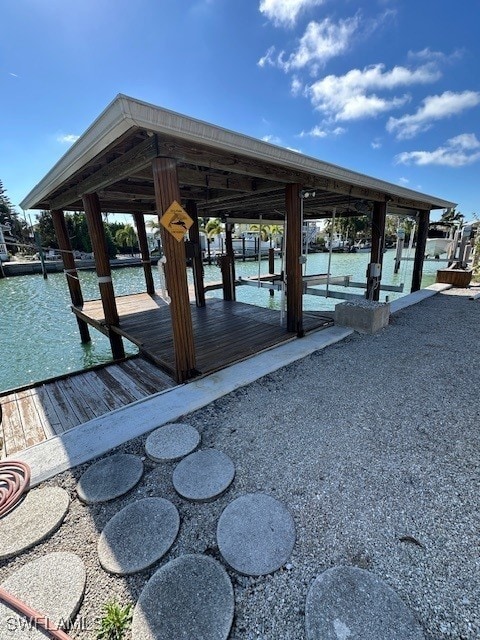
[20,94,457,211]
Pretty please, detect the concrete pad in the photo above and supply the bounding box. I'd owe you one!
[0,552,85,640]
[217,493,295,576]
[131,554,234,640]
[305,566,425,640]
[76,453,143,504]
[145,422,200,462]
[0,487,69,560]
[97,497,180,575]
[172,449,235,502]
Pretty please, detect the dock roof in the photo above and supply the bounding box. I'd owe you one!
[20,94,456,219]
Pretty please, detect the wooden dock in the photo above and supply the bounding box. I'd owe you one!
[0,357,174,457]
[73,294,333,377]
[1,294,333,459]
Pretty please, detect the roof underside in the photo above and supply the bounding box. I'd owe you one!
[20,95,456,221]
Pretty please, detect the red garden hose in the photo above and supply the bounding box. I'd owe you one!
[0,586,74,640]
[0,460,31,518]
[0,455,74,639]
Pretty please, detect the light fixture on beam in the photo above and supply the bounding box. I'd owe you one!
[300,189,317,199]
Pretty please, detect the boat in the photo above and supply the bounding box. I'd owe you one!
[324,233,349,252]
[425,237,452,258]
[425,223,455,258]
[353,239,372,253]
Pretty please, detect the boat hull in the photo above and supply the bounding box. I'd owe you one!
[425,238,452,257]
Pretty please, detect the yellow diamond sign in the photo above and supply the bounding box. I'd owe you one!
[160,201,193,242]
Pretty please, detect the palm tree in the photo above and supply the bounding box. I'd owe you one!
[203,218,223,239]
[440,209,464,225]
[115,224,138,256]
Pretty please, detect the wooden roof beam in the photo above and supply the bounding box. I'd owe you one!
[49,136,159,210]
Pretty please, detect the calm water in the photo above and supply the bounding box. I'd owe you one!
[0,250,440,392]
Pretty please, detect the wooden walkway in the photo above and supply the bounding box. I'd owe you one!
[74,294,333,376]
[0,357,174,458]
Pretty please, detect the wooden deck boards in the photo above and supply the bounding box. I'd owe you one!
[76,294,333,376]
[0,356,174,458]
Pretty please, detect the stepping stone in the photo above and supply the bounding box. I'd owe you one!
[145,422,201,462]
[98,497,180,575]
[305,566,425,640]
[0,487,69,560]
[76,453,143,504]
[132,554,234,640]
[217,492,295,576]
[0,552,85,640]
[172,449,235,502]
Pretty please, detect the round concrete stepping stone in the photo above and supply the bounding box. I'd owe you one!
[217,492,295,576]
[0,552,86,640]
[76,453,143,504]
[98,497,180,575]
[172,449,235,502]
[132,554,234,640]
[0,487,69,560]
[145,422,201,462]
[305,566,425,640]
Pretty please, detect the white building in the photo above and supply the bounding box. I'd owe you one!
[0,223,11,261]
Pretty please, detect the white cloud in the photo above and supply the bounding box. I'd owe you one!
[259,0,325,28]
[275,16,360,72]
[262,134,282,144]
[307,62,440,121]
[57,134,80,144]
[299,125,346,137]
[387,90,480,139]
[300,125,327,138]
[291,75,303,96]
[258,45,277,68]
[371,138,382,149]
[408,47,463,64]
[398,177,409,184]
[395,133,480,167]
[9,72,19,78]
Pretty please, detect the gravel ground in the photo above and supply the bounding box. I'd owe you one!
[1,288,479,640]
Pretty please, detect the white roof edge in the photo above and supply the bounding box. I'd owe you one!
[20,94,457,211]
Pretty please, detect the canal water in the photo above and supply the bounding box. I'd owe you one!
[0,250,441,392]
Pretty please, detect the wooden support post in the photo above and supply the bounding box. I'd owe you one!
[34,231,48,280]
[268,248,275,274]
[186,200,206,307]
[51,209,91,343]
[224,222,236,301]
[394,229,405,274]
[285,183,303,336]
[133,212,155,295]
[218,255,234,301]
[152,157,196,382]
[411,209,430,292]
[366,201,387,301]
[82,193,125,360]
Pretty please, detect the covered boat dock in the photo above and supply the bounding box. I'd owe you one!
[20,95,456,383]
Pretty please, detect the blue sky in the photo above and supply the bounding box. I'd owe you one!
[1,0,479,222]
